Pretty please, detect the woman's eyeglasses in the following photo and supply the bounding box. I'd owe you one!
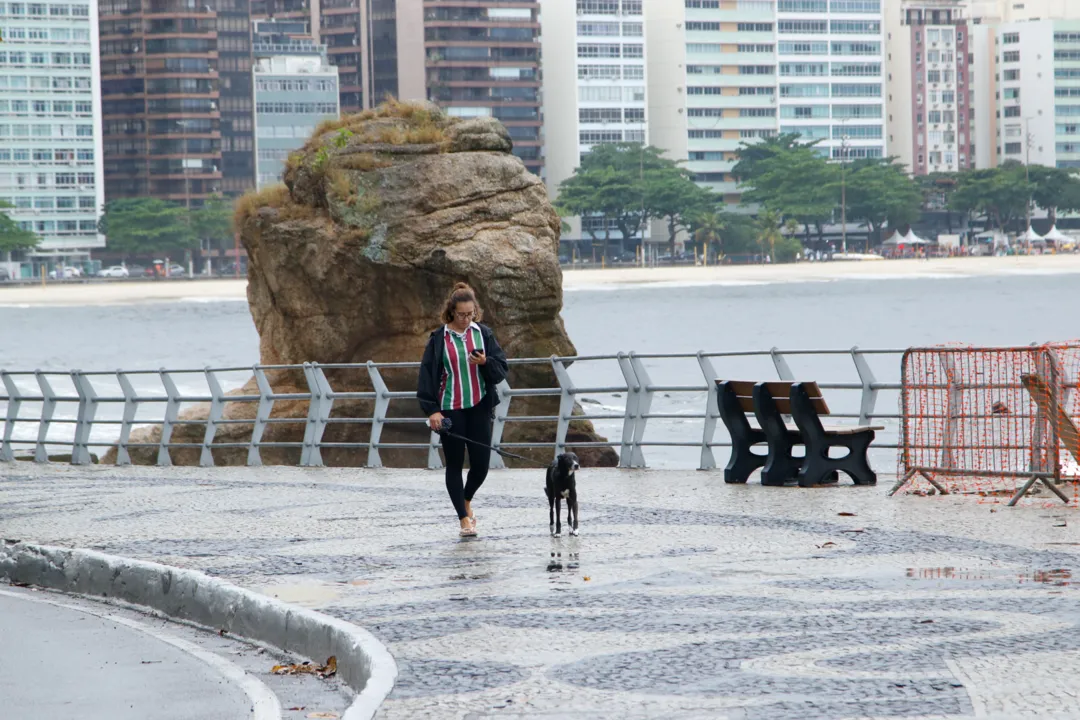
[454,311,475,320]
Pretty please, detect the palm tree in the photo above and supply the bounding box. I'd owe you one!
[756,210,783,263]
[691,211,724,262]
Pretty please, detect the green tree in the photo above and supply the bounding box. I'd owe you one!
[1028,165,1080,225]
[949,164,1032,231]
[734,137,838,245]
[844,158,924,246]
[646,168,717,258]
[0,201,40,253]
[557,143,686,256]
[190,194,234,253]
[99,197,196,259]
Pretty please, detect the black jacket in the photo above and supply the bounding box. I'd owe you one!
[417,323,509,417]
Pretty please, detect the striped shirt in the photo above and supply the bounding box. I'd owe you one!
[439,323,487,411]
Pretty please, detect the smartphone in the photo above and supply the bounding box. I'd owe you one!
[471,348,483,356]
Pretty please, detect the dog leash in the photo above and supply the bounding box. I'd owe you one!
[434,419,552,468]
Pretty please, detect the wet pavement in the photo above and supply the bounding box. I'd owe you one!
[3,464,1080,719]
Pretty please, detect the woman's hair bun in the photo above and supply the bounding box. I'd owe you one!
[453,282,470,291]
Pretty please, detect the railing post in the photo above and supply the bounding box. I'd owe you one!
[34,371,57,463]
[769,347,795,381]
[489,379,512,470]
[697,353,719,471]
[300,363,322,467]
[628,353,654,469]
[248,366,274,467]
[71,371,99,465]
[1,372,23,463]
[367,361,388,468]
[157,370,181,467]
[200,368,225,468]
[939,353,961,470]
[617,353,642,468]
[850,346,878,427]
[116,371,138,466]
[551,357,575,459]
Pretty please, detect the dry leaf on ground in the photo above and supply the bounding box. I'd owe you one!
[271,655,337,679]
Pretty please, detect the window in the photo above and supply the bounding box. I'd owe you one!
[684,0,720,7]
[579,130,623,145]
[830,21,880,35]
[778,20,827,34]
[1004,142,1022,154]
[739,129,777,139]
[833,104,883,119]
[737,44,774,53]
[780,83,829,97]
[1057,124,1080,135]
[833,146,882,159]
[741,107,775,117]
[1056,50,1080,61]
[622,44,643,58]
[780,105,829,119]
[689,151,726,162]
[778,0,826,9]
[578,44,620,58]
[1002,32,1019,44]
[781,62,828,77]
[1004,106,1021,118]
[579,85,622,102]
[1055,32,1080,43]
[779,41,829,55]
[1007,87,1024,99]
[686,43,721,54]
[578,64,620,81]
[831,42,880,55]
[832,62,880,77]
[739,86,774,95]
[621,0,642,14]
[578,22,619,36]
[1003,50,1020,62]
[737,23,772,32]
[622,22,642,37]
[686,21,720,31]
[833,124,882,140]
[781,125,829,140]
[688,130,724,139]
[624,64,644,80]
[942,90,955,103]
[740,65,774,75]
[830,0,879,10]
[579,108,621,123]
[576,0,618,13]
[624,108,644,122]
[1056,105,1080,117]
[831,83,881,97]
[927,70,941,83]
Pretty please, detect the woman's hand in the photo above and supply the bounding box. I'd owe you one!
[428,412,445,432]
[468,350,487,366]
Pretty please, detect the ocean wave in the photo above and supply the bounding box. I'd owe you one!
[178,296,249,304]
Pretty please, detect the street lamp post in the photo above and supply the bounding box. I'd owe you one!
[1024,116,1034,255]
[840,131,850,256]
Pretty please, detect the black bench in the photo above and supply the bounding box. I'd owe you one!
[716,380,881,487]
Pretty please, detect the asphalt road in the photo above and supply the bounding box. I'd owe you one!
[0,586,259,720]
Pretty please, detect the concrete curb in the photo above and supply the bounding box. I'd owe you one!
[0,541,397,720]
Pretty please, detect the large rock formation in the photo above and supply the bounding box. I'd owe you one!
[109,100,616,468]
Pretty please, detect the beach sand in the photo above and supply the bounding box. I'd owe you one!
[2,254,1079,306]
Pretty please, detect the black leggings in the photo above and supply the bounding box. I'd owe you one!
[442,403,492,520]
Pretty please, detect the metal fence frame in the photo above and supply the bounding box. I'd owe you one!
[0,348,905,470]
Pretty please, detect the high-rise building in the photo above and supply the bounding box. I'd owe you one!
[99,0,223,206]
[426,0,542,177]
[252,19,339,188]
[989,18,1080,171]
[0,0,105,270]
[777,0,886,166]
[885,0,972,175]
[542,0,648,244]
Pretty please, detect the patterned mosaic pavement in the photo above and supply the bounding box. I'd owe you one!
[3,464,1080,719]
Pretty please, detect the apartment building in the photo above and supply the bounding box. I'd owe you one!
[885,0,972,175]
[542,0,648,245]
[251,19,339,189]
[776,0,886,166]
[426,0,542,177]
[0,0,105,267]
[988,18,1080,171]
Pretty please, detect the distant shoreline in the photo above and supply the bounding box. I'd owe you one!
[2,254,1079,307]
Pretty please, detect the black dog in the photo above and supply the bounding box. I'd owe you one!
[545,452,580,537]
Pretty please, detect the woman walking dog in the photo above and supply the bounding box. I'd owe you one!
[417,283,509,537]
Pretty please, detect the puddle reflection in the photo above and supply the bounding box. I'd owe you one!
[906,566,1073,586]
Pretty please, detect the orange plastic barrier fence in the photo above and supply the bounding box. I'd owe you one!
[893,343,1080,506]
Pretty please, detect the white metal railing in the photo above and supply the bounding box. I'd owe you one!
[0,348,906,470]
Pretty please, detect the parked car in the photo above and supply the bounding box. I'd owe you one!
[98,265,130,278]
[167,264,186,277]
[0,267,10,282]
[48,266,81,279]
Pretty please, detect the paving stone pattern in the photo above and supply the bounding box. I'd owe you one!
[3,465,1080,719]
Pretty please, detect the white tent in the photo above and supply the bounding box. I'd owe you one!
[902,229,929,245]
[1019,226,1045,245]
[1043,225,1070,244]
